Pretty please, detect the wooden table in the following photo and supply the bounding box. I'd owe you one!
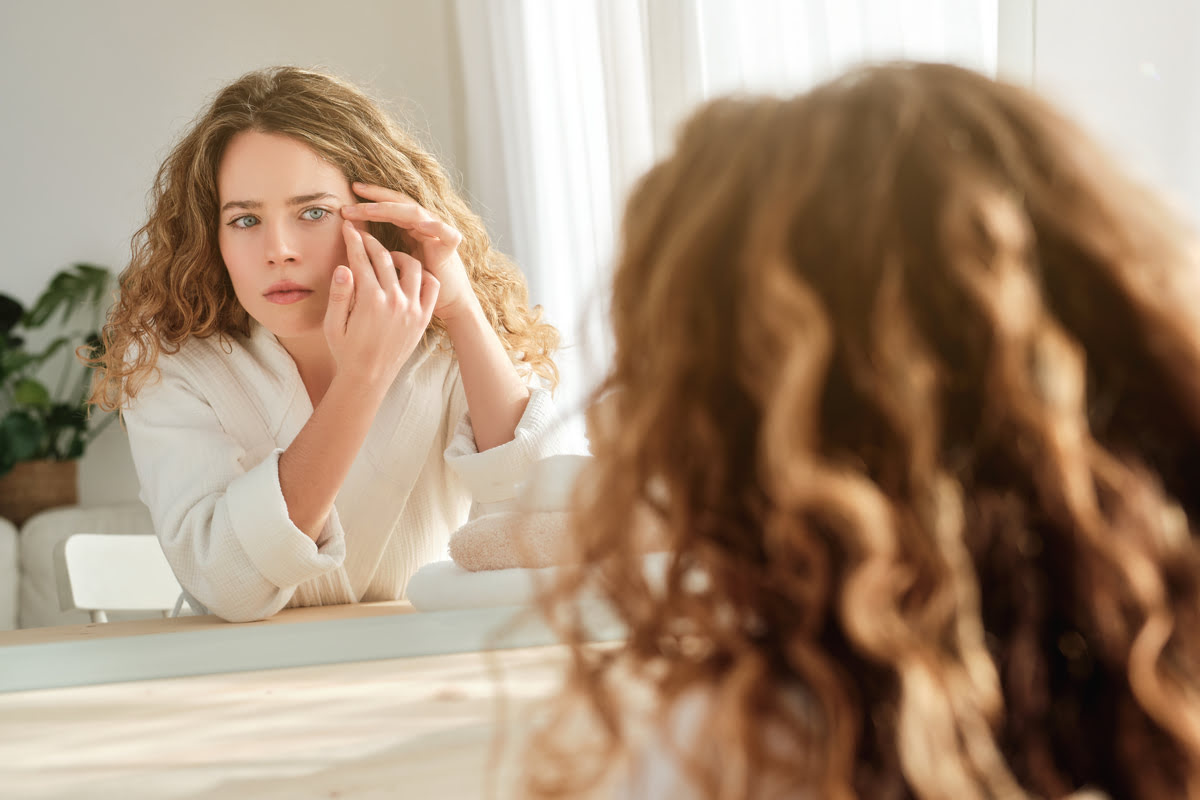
[0,600,622,692]
[0,603,619,799]
[0,600,418,645]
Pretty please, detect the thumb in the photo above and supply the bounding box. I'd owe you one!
[324,265,353,335]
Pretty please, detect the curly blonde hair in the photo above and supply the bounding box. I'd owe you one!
[91,66,558,409]
[530,63,1200,799]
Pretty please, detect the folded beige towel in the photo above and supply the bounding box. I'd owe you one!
[448,454,592,572]
[448,511,575,572]
[448,444,668,573]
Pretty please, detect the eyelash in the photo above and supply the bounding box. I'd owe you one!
[226,207,331,229]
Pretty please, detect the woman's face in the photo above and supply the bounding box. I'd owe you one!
[216,130,358,347]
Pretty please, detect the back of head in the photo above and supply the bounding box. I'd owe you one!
[544,63,1200,799]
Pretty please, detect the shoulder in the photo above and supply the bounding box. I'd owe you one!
[129,323,301,433]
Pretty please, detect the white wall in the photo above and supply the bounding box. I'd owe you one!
[1032,0,1200,226]
[0,0,466,505]
[6,0,1199,508]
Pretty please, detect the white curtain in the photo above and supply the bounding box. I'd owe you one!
[454,0,999,448]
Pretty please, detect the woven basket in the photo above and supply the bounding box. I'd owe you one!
[0,459,79,527]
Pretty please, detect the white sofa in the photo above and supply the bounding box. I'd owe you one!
[0,517,16,630]
[2,503,156,630]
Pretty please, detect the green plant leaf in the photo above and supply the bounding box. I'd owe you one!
[0,348,34,384]
[64,435,86,460]
[31,336,70,368]
[0,409,45,462]
[0,295,23,335]
[2,264,113,469]
[23,264,111,328]
[46,402,87,430]
[74,264,111,306]
[13,378,51,408]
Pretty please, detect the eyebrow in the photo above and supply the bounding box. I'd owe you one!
[219,192,339,213]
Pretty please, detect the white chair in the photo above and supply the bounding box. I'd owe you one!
[54,533,183,623]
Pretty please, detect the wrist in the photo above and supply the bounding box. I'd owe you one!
[326,369,391,407]
[441,296,488,339]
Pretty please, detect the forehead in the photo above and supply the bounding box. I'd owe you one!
[216,131,350,200]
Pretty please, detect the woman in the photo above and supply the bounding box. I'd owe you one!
[531,62,1200,799]
[92,66,562,622]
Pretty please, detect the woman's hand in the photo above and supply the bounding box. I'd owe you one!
[323,220,439,388]
[340,182,478,323]
[340,183,529,453]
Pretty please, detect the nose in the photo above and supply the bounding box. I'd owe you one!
[264,222,299,266]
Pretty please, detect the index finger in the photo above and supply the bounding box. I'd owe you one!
[361,230,401,291]
[341,220,376,287]
[342,201,432,230]
[352,181,416,204]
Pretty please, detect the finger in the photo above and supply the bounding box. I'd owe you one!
[341,200,431,230]
[351,181,416,203]
[393,251,423,302]
[419,269,440,313]
[338,204,370,233]
[414,218,464,249]
[341,221,374,288]
[362,231,400,290]
[324,265,353,335]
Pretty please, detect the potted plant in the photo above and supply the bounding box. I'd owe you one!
[0,263,114,525]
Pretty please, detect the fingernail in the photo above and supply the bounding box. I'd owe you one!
[333,266,350,284]
[340,205,360,216]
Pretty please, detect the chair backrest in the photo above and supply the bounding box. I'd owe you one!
[54,534,182,623]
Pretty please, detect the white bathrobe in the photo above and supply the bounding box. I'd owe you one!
[123,323,563,622]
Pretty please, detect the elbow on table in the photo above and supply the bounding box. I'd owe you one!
[196,589,291,624]
[216,608,277,624]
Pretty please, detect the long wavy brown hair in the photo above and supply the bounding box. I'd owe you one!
[529,62,1200,799]
[91,66,557,409]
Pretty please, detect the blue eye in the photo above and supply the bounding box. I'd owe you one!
[302,208,328,221]
[228,215,259,229]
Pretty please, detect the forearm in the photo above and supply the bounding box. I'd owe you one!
[444,301,531,451]
[278,375,388,540]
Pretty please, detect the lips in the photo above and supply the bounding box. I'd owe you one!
[263,280,313,305]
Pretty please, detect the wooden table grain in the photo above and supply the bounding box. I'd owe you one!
[0,603,624,799]
[0,643,585,799]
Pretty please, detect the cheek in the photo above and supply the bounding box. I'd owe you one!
[307,225,349,268]
[217,233,255,296]
[324,223,350,257]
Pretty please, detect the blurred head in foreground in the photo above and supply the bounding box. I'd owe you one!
[531,61,1200,800]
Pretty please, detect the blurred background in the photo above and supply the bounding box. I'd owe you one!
[1,0,1197,508]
